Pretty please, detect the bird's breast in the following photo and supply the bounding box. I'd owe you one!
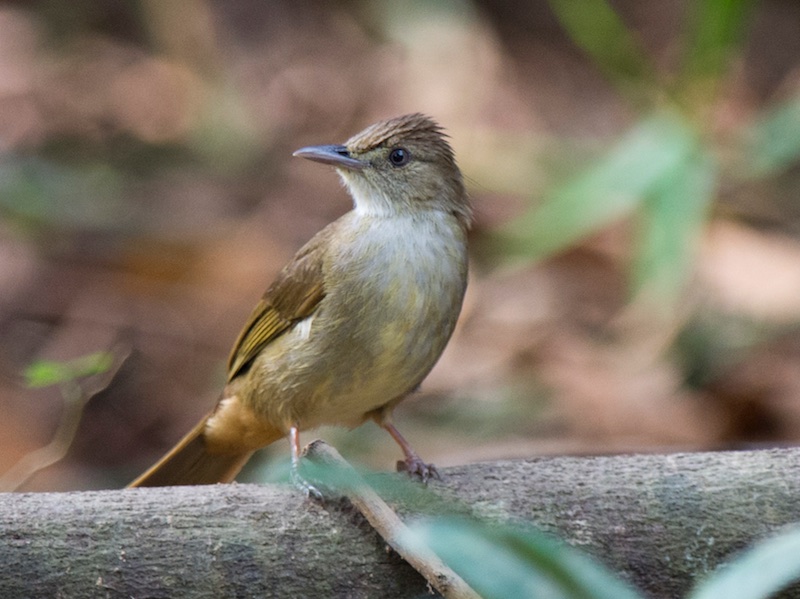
[243,210,468,429]
[321,212,467,391]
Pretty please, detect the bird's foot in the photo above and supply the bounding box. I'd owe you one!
[396,457,441,484]
[289,425,324,500]
[290,462,324,501]
[381,421,442,483]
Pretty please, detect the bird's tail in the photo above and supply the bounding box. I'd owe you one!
[128,414,256,488]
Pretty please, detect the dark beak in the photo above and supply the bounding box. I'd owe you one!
[292,145,365,170]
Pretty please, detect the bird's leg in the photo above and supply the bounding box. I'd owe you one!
[381,421,441,483]
[289,425,323,499]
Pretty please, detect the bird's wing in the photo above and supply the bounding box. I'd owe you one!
[226,238,326,381]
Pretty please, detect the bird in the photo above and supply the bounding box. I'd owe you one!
[128,113,471,489]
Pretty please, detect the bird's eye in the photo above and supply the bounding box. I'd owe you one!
[388,147,411,167]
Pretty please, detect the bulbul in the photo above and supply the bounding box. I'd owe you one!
[129,113,471,488]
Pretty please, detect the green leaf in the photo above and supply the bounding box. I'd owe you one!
[689,525,800,599]
[631,145,717,302]
[499,113,697,260]
[24,361,72,388]
[680,0,755,82]
[547,0,654,90]
[0,157,126,230]
[404,517,645,599]
[743,96,800,177]
[70,351,115,378]
[24,351,114,388]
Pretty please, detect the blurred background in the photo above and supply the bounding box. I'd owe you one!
[0,0,799,491]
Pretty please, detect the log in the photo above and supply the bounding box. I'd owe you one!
[2,448,800,598]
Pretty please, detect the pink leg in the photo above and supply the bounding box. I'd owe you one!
[290,425,302,469]
[382,421,441,483]
[289,425,322,499]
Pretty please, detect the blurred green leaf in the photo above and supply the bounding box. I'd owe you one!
[500,113,698,260]
[632,145,716,302]
[689,526,800,599]
[681,0,755,83]
[743,96,800,177]
[404,517,645,599]
[24,361,71,389]
[548,0,655,91]
[25,351,114,388]
[0,157,126,230]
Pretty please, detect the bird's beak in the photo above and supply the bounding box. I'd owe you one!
[292,145,365,170]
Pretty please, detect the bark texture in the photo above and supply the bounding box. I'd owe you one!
[2,448,800,598]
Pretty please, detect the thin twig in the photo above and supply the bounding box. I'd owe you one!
[304,440,482,599]
[0,346,131,492]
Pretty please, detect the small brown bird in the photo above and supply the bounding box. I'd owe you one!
[129,114,471,488]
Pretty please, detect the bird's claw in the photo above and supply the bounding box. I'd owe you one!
[396,458,441,483]
[290,462,324,500]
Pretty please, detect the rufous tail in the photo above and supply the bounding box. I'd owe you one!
[128,414,255,488]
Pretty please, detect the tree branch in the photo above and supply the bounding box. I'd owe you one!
[303,440,481,599]
[2,448,800,598]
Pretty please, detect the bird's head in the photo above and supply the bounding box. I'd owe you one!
[293,114,470,226]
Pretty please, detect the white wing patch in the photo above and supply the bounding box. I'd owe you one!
[295,314,315,340]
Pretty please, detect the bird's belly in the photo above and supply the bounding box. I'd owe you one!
[244,260,464,428]
[246,283,457,428]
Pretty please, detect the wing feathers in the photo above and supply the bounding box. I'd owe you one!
[226,235,327,381]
